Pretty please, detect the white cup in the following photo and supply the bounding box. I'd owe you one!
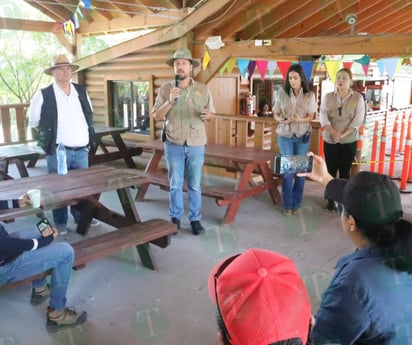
[27,189,41,208]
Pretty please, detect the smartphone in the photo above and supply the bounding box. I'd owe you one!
[274,155,313,175]
[37,218,52,234]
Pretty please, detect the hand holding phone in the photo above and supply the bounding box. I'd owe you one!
[274,155,313,175]
[37,218,53,235]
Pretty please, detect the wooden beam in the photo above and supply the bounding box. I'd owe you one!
[195,56,229,84]
[0,18,61,33]
[78,10,186,35]
[203,34,412,58]
[75,0,231,71]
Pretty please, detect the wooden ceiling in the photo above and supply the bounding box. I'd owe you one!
[4,0,412,74]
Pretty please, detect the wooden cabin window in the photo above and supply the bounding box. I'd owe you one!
[108,78,152,138]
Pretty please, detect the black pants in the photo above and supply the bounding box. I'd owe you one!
[324,141,357,206]
[324,141,357,179]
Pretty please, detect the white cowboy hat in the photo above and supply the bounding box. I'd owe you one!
[165,47,200,68]
[44,54,79,76]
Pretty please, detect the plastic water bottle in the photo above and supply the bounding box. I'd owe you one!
[56,143,67,175]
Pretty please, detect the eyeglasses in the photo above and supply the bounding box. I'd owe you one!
[213,254,241,343]
[338,107,342,116]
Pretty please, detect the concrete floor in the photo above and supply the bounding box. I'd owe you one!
[0,157,411,345]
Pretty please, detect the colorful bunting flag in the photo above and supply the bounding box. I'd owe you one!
[342,61,353,70]
[299,61,315,82]
[377,57,399,80]
[237,59,250,78]
[61,1,91,36]
[256,60,268,80]
[354,55,370,76]
[226,58,237,74]
[277,61,292,81]
[324,60,342,83]
[248,61,256,78]
[267,61,277,76]
[202,50,211,70]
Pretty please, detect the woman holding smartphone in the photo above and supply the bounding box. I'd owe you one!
[273,64,317,215]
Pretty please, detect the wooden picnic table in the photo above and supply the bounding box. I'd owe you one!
[135,140,282,224]
[0,164,175,270]
[0,143,45,180]
[89,125,142,168]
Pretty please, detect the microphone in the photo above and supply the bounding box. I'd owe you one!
[173,75,179,103]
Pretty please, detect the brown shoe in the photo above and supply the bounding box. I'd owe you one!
[30,284,50,306]
[46,307,87,332]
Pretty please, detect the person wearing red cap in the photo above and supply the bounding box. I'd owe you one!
[208,248,313,345]
[303,153,412,344]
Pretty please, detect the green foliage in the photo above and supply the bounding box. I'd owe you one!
[0,31,59,104]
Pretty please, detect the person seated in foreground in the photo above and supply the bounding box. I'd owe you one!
[0,194,86,332]
[302,153,412,344]
[208,248,313,345]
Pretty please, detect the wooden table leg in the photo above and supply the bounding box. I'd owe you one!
[112,133,136,168]
[257,161,282,204]
[135,149,164,201]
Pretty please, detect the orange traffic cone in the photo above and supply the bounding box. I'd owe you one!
[370,121,379,173]
[378,125,386,174]
[400,128,412,193]
[388,117,398,178]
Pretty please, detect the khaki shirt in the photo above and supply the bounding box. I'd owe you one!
[152,79,215,146]
[319,90,365,144]
[273,88,317,138]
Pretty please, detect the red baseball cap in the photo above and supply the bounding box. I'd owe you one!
[208,248,311,345]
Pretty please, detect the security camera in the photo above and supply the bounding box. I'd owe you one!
[346,13,357,25]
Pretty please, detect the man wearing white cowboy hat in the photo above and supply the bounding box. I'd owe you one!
[29,54,99,235]
[152,47,216,235]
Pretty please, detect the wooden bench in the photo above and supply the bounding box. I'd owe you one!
[0,218,176,290]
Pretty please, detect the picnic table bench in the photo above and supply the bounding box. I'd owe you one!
[134,140,282,224]
[1,218,176,290]
[0,165,175,273]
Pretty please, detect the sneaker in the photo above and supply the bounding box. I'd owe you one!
[190,220,205,235]
[171,217,180,229]
[46,307,87,332]
[30,284,50,306]
[282,209,292,216]
[55,224,68,235]
[292,208,300,215]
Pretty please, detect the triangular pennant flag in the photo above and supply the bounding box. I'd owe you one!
[76,6,85,19]
[202,50,211,70]
[237,59,250,78]
[82,0,91,10]
[72,13,80,29]
[226,58,236,74]
[256,60,268,80]
[299,61,315,82]
[377,57,399,80]
[342,61,353,70]
[277,61,292,81]
[248,61,256,77]
[354,55,370,76]
[219,60,229,75]
[324,60,342,83]
[267,61,277,76]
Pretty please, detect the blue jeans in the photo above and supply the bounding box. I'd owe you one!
[164,141,205,221]
[278,135,310,210]
[46,147,89,228]
[0,228,74,310]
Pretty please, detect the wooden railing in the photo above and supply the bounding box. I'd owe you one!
[0,103,32,146]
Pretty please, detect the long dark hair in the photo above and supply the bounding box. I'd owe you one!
[346,209,412,272]
[284,64,311,96]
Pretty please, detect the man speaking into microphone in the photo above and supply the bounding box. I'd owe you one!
[152,47,216,235]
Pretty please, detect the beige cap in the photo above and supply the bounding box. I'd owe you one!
[165,47,200,68]
[44,54,79,75]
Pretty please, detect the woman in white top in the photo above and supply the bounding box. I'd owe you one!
[273,64,317,216]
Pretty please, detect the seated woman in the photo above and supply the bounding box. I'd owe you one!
[257,100,272,117]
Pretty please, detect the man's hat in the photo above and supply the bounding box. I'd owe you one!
[165,47,200,68]
[326,171,403,224]
[208,248,311,345]
[44,54,79,76]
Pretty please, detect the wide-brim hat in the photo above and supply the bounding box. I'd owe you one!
[208,248,311,345]
[44,54,79,76]
[165,47,200,68]
[326,171,403,224]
